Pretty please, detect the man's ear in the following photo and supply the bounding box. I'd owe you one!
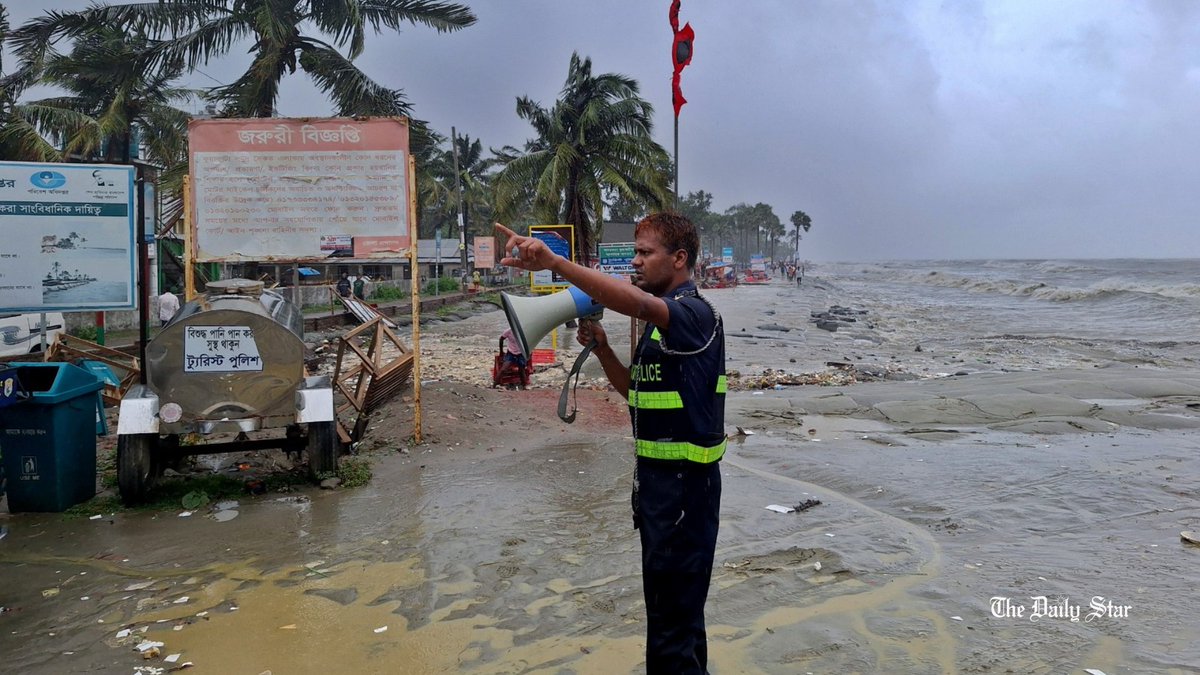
[673,249,689,269]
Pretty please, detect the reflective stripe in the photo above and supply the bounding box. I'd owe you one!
[629,390,683,409]
[649,328,661,342]
[636,438,726,463]
[716,375,726,394]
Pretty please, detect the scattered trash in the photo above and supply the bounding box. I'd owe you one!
[89,514,103,520]
[178,511,193,518]
[813,562,822,571]
[116,628,132,638]
[41,588,59,598]
[765,504,794,514]
[373,625,388,633]
[1083,669,1107,675]
[824,533,835,537]
[1181,531,1199,546]
[214,500,239,511]
[950,616,963,621]
[125,581,155,591]
[793,499,822,512]
[212,510,239,523]
[279,624,297,630]
[173,596,189,604]
[167,664,195,672]
[0,526,7,540]
[164,654,182,663]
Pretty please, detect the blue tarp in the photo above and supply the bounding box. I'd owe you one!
[297,267,321,276]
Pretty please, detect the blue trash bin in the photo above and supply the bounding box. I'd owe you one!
[0,362,104,513]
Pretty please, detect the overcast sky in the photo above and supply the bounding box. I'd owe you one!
[7,1,1200,261]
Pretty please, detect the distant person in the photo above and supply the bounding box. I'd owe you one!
[336,273,351,297]
[353,275,366,300]
[158,287,180,326]
[472,269,482,290]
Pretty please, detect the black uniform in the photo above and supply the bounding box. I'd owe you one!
[629,280,726,674]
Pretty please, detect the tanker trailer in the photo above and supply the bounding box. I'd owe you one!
[116,279,337,503]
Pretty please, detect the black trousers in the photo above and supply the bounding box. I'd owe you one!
[634,458,721,674]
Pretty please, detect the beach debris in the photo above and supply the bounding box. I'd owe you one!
[1181,531,1200,546]
[178,511,193,518]
[373,625,388,633]
[794,499,822,512]
[279,624,297,630]
[89,514,103,520]
[813,562,822,571]
[164,654,182,663]
[1083,670,1107,675]
[950,615,963,621]
[735,426,755,436]
[765,504,794,514]
[41,588,59,598]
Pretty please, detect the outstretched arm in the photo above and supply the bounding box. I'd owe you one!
[495,223,670,328]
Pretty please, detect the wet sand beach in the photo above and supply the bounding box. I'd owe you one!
[2,273,1199,674]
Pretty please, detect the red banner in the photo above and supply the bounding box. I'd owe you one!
[670,1,694,117]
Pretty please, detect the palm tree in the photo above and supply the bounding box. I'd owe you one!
[12,24,194,166]
[11,0,476,118]
[494,52,672,265]
[789,209,813,260]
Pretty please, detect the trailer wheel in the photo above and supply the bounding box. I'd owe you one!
[307,421,339,479]
[118,433,157,505]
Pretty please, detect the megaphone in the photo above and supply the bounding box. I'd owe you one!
[500,286,603,359]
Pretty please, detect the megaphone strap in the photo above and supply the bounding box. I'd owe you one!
[558,338,597,423]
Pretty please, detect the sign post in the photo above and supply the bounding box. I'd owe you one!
[0,161,137,314]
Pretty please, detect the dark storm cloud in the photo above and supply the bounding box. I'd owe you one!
[8,1,1199,260]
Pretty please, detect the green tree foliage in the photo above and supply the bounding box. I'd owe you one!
[494,52,672,264]
[12,0,476,119]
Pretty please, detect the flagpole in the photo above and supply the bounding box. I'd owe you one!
[673,111,679,208]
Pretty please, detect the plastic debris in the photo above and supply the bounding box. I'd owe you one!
[1181,531,1199,545]
[164,654,182,663]
[41,588,59,598]
[212,510,239,523]
[89,514,103,520]
[765,504,794,514]
[374,625,388,633]
[813,562,822,571]
[950,616,963,621]
[125,581,155,591]
[173,596,189,604]
[1083,670,1107,675]
[178,511,193,518]
[116,628,132,638]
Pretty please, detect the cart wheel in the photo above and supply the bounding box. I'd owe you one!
[118,433,158,505]
[307,421,339,479]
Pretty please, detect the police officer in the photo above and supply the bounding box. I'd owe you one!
[496,214,725,674]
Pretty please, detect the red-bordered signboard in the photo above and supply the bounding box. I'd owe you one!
[188,117,410,262]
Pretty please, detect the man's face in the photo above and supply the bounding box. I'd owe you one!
[631,229,684,296]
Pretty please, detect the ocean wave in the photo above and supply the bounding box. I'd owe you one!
[893,270,1200,303]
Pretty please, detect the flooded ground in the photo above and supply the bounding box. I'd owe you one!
[2,276,1199,673]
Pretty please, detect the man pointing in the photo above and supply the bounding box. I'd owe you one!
[497,214,726,674]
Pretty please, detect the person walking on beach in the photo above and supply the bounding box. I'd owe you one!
[158,286,180,327]
[497,213,726,674]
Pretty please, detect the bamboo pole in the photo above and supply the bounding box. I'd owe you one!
[408,153,422,443]
[183,175,195,300]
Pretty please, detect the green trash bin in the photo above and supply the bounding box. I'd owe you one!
[0,362,104,513]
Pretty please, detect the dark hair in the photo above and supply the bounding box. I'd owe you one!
[635,212,699,269]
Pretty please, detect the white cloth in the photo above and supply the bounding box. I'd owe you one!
[158,291,180,322]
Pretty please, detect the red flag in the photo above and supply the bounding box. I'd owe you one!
[670,2,693,117]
